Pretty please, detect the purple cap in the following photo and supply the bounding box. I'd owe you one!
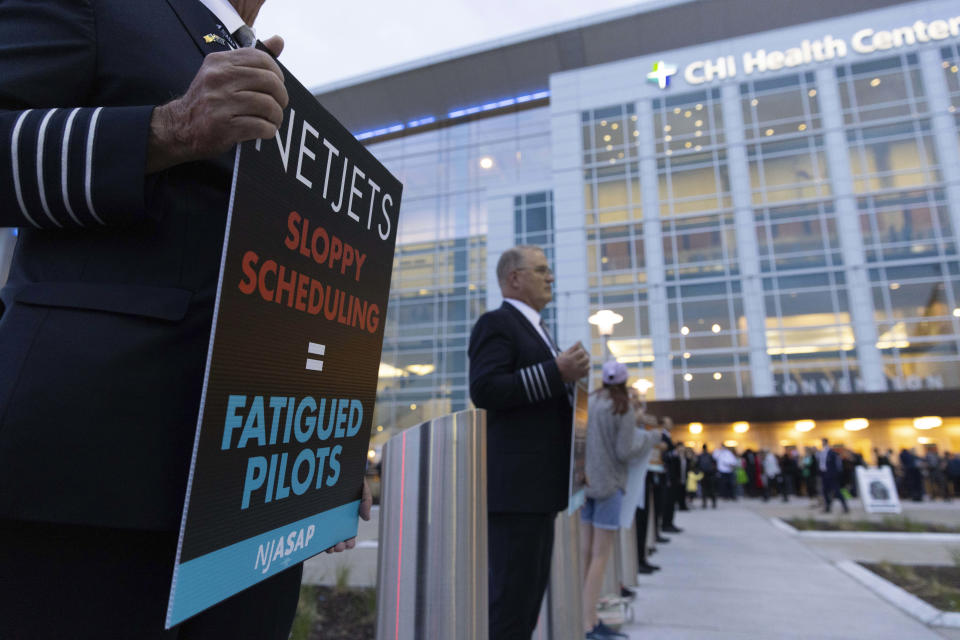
[602,360,628,385]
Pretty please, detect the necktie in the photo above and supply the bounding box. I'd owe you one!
[541,319,575,404]
[539,319,560,356]
[232,25,256,48]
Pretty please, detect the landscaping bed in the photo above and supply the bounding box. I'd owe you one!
[291,584,376,640]
[861,562,960,613]
[785,516,960,534]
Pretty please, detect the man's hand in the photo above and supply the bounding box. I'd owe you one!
[324,478,373,554]
[556,341,589,382]
[146,40,288,173]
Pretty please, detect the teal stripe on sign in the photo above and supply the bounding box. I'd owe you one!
[166,500,361,627]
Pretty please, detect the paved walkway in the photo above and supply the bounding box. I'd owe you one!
[615,502,950,639]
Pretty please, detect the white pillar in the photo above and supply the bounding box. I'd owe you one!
[637,98,675,400]
[721,84,774,396]
[918,48,960,250]
[815,66,886,392]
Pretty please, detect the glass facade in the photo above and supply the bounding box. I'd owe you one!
[356,1,960,442]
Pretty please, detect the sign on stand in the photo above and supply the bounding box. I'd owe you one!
[856,466,902,514]
[166,62,402,627]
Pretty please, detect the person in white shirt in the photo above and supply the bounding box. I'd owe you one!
[714,445,740,500]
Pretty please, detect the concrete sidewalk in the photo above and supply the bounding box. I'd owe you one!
[616,503,951,639]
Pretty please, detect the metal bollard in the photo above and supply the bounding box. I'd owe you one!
[375,409,488,640]
[618,520,638,588]
[532,511,584,640]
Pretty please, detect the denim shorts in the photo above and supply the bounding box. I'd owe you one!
[580,490,623,530]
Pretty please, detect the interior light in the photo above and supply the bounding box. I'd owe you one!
[368,449,376,459]
[664,125,672,132]
[683,352,691,359]
[795,420,815,432]
[673,108,681,114]
[419,288,429,295]
[633,130,639,137]
[631,115,638,121]
[695,120,703,127]
[600,120,608,126]
[765,128,774,136]
[953,65,959,73]
[914,416,942,430]
[870,78,881,87]
[798,124,807,131]
[733,421,749,433]
[666,149,673,156]
[479,156,494,170]
[952,308,960,317]
[665,135,673,141]
[689,422,704,434]
[684,110,692,118]
[889,282,900,290]
[632,378,653,394]
[843,418,869,431]
[713,372,722,380]
[603,134,611,142]
[611,123,619,130]
[377,425,384,432]
[751,99,759,106]
[917,437,933,445]
[711,324,721,333]
[695,130,702,137]
[683,373,693,382]
[410,403,417,410]
[606,144,613,151]
[695,104,704,110]
[684,141,692,148]
[406,364,435,376]
[694,145,702,151]
[680,326,690,335]
[723,440,738,448]
[808,89,817,97]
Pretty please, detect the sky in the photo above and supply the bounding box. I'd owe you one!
[256,0,654,91]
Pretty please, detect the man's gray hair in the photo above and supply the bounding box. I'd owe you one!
[496,245,541,287]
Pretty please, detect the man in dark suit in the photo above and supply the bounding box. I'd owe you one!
[0,1,367,637]
[469,245,590,640]
[822,440,850,514]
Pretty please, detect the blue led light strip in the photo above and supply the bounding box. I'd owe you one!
[352,89,549,141]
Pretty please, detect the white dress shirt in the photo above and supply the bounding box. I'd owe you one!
[503,298,557,356]
[198,0,247,35]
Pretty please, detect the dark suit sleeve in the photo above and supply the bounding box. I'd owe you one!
[468,312,566,411]
[0,0,153,230]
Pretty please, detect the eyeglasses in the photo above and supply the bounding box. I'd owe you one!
[516,265,553,276]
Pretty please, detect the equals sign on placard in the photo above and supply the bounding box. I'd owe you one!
[306,342,325,372]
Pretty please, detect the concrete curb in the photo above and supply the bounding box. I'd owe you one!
[836,560,960,629]
[769,517,798,535]
[772,518,960,542]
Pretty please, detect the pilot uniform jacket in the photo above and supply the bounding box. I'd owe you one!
[468,302,572,514]
[0,0,250,531]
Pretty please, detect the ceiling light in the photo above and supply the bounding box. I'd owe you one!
[368,449,376,459]
[808,89,817,97]
[684,110,692,118]
[410,403,417,410]
[733,421,749,433]
[711,323,721,333]
[683,373,693,382]
[479,156,494,169]
[889,282,900,290]
[795,420,815,432]
[798,124,807,131]
[843,418,869,431]
[603,134,611,142]
[713,372,722,380]
[751,99,759,106]
[689,422,704,434]
[680,326,690,335]
[377,425,384,432]
[914,416,942,430]
[765,128,774,136]
[611,123,619,130]
[870,78,881,87]
[664,125,672,132]
[683,352,691,359]
[723,439,738,447]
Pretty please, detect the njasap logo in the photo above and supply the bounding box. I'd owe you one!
[647,60,678,89]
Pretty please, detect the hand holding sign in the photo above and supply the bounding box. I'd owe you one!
[147,42,289,173]
[324,479,372,554]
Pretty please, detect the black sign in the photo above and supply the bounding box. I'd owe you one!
[167,64,401,627]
